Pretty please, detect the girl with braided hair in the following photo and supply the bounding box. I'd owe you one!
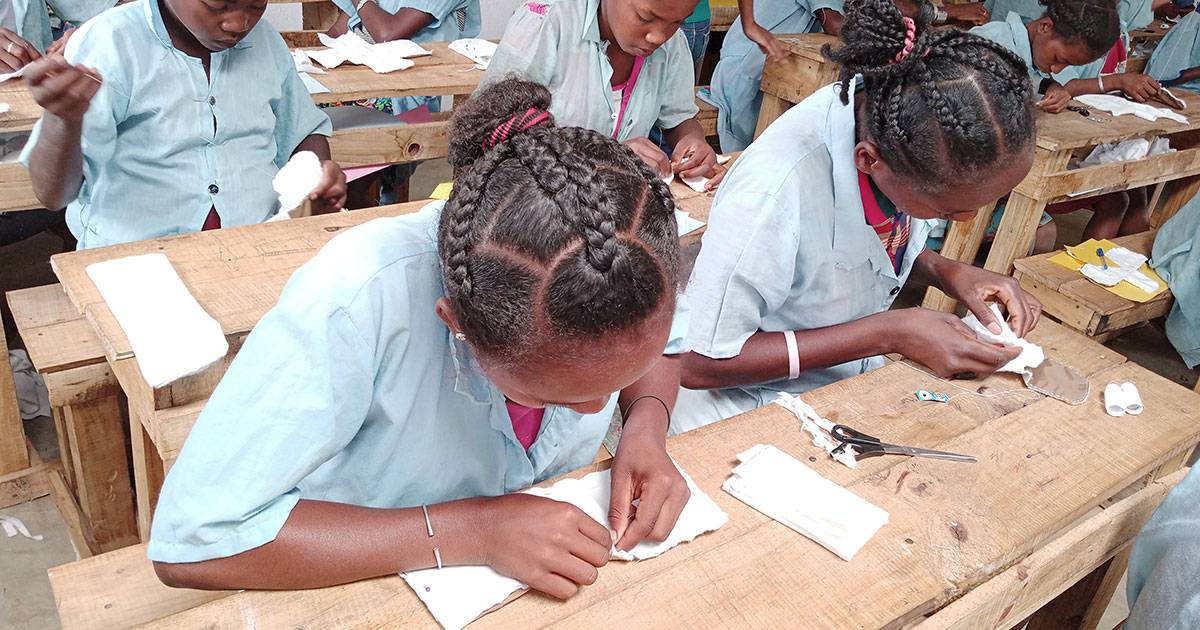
[672,0,1044,432]
[148,78,693,600]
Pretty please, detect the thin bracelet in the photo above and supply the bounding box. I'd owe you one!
[783,330,800,380]
[621,394,670,426]
[421,504,443,569]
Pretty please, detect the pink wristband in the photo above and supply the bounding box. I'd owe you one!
[783,330,799,380]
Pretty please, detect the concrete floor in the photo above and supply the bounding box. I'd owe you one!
[0,170,1193,629]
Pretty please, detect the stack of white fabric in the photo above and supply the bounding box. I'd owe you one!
[1076,94,1189,124]
[308,32,431,74]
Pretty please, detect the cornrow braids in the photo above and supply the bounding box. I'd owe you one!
[438,78,680,361]
[1040,0,1120,59]
[822,0,1035,193]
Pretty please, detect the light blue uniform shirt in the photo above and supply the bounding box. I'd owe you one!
[12,0,115,51]
[19,0,331,249]
[674,79,933,433]
[148,202,688,563]
[985,0,1152,32]
[971,11,1049,92]
[1148,11,1200,92]
[1125,464,1200,630]
[1150,193,1200,368]
[480,0,699,141]
[328,0,481,113]
[709,0,843,153]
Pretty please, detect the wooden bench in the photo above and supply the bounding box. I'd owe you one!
[45,320,1200,629]
[1012,231,1174,341]
[754,33,840,139]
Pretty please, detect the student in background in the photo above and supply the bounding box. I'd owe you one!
[1149,195,1200,371]
[1148,10,1200,92]
[672,0,1043,432]
[10,0,116,53]
[149,79,691,599]
[1124,463,1200,629]
[483,0,725,189]
[20,0,346,249]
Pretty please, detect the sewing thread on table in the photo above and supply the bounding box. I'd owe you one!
[892,360,1044,405]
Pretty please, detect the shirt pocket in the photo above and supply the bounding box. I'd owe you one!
[818,253,888,327]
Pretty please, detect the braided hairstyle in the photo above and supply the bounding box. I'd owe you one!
[438,78,680,362]
[822,0,1035,193]
[1040,0,1120,59]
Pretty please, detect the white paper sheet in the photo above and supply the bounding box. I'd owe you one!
[723,444,888,561]
[298,72,329,95]
[675,153,731,192]
[290,49,326,74]
[961,303,1045,373]
[448,38,497,70]
[86,254,228,388]
[401,464,727,629]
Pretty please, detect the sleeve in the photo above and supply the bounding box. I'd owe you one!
[809,0,844,16]
[664,292,691,355]
[1120,0,1154,32]
[683,189,801,359]
[655,32,700,130]
[147,293,377,563]
[391,0,461,25]
[478,1,561,92]
[268,34,333,168]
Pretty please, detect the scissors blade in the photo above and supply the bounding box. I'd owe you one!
[877,443,977,463]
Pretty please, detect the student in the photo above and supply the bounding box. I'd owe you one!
[672,0,1044,432]
[20,0,346,250]
[1149,195,1200,370]
[1124,464,1200,629]
[483,0,724,188]
[1148,10,1200,92]
[149,78,692,598]
[10,0,116,53]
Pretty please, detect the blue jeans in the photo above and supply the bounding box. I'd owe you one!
[681,19,711,78]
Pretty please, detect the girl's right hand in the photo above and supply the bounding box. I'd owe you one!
[892,308,1021,379]
[1115,73,1161,103]
[25,55,102,123]
[481,493,612,600]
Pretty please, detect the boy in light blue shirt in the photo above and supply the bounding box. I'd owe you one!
[20,0,346,249]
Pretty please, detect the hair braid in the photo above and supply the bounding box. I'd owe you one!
[1040,0,1120,59]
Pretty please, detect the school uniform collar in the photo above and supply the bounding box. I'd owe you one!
[143,0,253,53]
[447,331,501,405]
[580,0,667,63]
[1004,10,1044,77]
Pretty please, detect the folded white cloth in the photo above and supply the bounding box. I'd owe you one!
[675,210,704,236]
[8,350,49,420]
[1105,382,1128,416]
[1080,137,1173,167]
[961,303,1045,374]
[773,392,858,468]
[402,464,727,629]
[290,49,325,74]
[86,254,228,388]
[310,32,430,74]
[448,38,497,70]
[1122,381,1144,415]
[1080,246,1161,293]
[723,444,889,561]
[676,153,732,193]
[1076,94,1189,124]
[297,72,330,95]
[272,150,323,219]
[0,65,26,83]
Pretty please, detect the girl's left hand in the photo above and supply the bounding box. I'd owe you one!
[310,160,348,212]
[1037,84,1072,113]
[937,260,1043,337]
[608,409,690,552]
[672,137,726,190]
[742,21,788,64]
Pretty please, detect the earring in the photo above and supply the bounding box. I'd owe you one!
[454,332,467,341]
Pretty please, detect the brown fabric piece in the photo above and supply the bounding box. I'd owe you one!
[1023,359,1090,405]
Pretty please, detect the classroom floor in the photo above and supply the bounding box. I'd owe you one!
[0,186,1193,629]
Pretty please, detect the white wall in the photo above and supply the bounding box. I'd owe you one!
[264,0,523,36]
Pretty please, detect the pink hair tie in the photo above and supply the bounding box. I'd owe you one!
[893,16,917,63]
[483,107,551,151]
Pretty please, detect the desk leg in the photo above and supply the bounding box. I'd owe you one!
[0,326,30,475]
[754,93,790,140]
[1152,174,1200,228]
[129,406,165,541]
[301,2,338,30]
[983,150,1068,276]
[922,201,998,313]
[62,395,139,552]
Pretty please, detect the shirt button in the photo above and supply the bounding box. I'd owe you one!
[208,184,219,195]
[611,112,618,121]
[889,286,900,296]
[209,96,216,106]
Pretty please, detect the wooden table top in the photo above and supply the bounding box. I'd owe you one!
[1035,91,1200,152]
[0,80,43,133]
[46,320,1200,628]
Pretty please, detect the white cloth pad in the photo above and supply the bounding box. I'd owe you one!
[448,38,497,70]
[271,150,323,219]
[1075,94,1189,124]
[773,392,858,468]
[723,444,889,561]
[1080,246,1160,293]
[86,254,228,388]
[309,32,430,74]
[401,464,727,629]
[962,303,1046,374]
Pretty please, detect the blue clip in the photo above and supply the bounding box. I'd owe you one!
[916,390,950,403]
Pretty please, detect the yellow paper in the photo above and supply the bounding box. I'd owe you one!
[430,182,454,201]
[1049,238,1167,303]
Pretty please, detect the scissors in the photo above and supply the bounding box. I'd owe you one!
[829,424,977,463]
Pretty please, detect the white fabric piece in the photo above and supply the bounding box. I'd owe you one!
[0,103,9,115]
[772,392,858,468]
[290,50,326,74]
[8,350,49,420]
[448,38,497,70]
[0,515,43,540]
[1105,382,1128,416]
[675,210,704,237]
[0,65,26,83]
[298,72,330,95]
[1121,381,1144,415]
[961,304,1046,373]
[722,444,888,561]
[402,464,727,629]
[310,32,429,74]
[86,254,228,388]
[1080,246,1160,292]
[272,150,323,218]
[675,153,733,192]
[1079,138,1169,166]
[1075,94,1189,124]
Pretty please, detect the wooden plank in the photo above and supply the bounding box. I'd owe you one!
[0,83,43,133]
[753,92,791,139]
[62,396,139,552]
[1034,92,1200,152]
[0,460,52,509]
[922,201,998,313]
[48,467,100,559]
[279,29,321,49]
[1018,146,1200,203]
[128,411,165,541]
[52,407,75,491]
[983,149,1071,276]
[0,323,30,475]
[300,0,338,29]
[1153,174,1200,228]
[307,42,484,104]
[0,162,42,213]
[329,120,450,167]
[914,467,1187,630]
[42,363,118,408]
[1016,273,1105,334]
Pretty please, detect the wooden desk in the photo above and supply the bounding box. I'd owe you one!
[754,33,839,139]
[0,81,42,133]
[1130,21,1173,47]
[46,322,1200,629]
[711,4,738,32]
[47,181,715,540]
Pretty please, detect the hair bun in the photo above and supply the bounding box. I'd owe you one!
[822,0,935,86]
[448,76,557,169]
